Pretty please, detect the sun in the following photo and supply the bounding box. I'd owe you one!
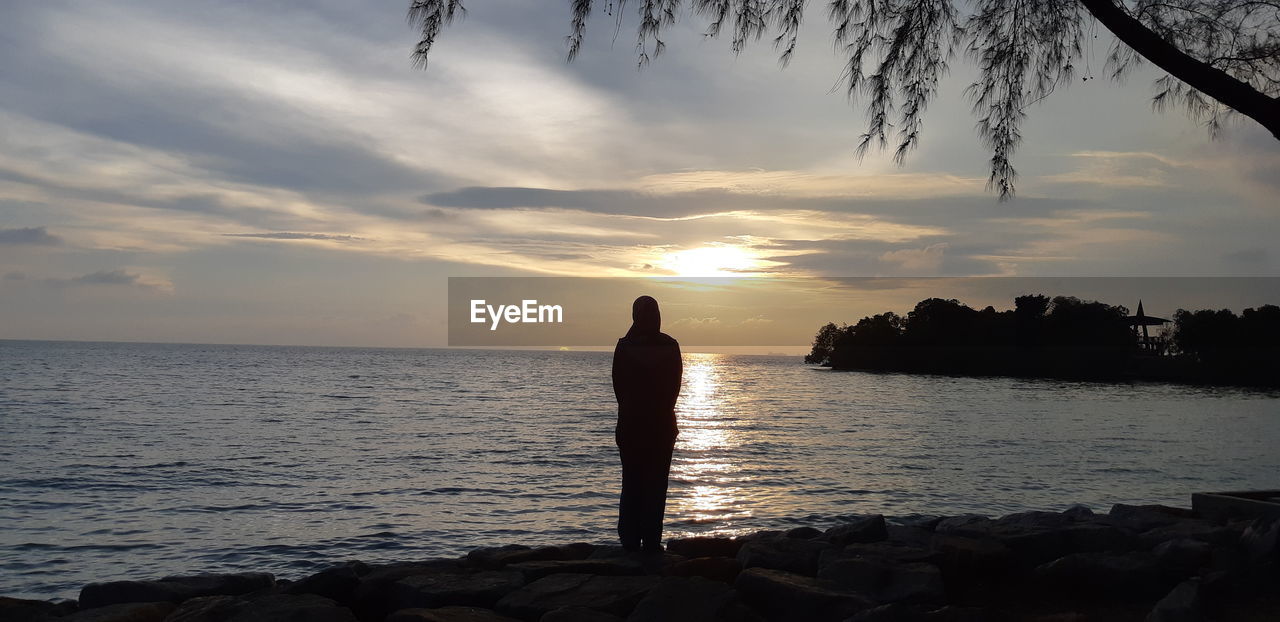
[661,245,759,277]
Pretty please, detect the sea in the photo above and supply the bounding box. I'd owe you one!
[1,339,1277,599]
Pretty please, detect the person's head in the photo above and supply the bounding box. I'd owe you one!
[630,295,660,335]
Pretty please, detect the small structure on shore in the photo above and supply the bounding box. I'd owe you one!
[1126,300,1170,354]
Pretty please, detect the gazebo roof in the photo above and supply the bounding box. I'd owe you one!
[1126,300,1169,326]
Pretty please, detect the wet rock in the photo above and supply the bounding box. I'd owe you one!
[62,601,175,622]
[1240,518,1280,563]
[391,570,525,609]
[663,556,742,583]
[1146,578,1202,622]
[784,526,823,540]
[824,516,889,546]
[283,561,368,604]
[0,596,77,621]
[79,573,275,608]
[1033,551,1168,598]
[736,537,827,576]
[494,573,658,620]
[385,606,520,622]
[734,568,872,621]
[819,542,938,569]
[556,543,598,561]
[1061,522,1135,554]
[628,576,758,622]
[933,516,993,538]
[164,594,356,622]
[885,525,936,549]
[666,537,742,559]
[507,560,642,582]
[540,606,623,622]
[351,560,469,618]
[818,558,945,604]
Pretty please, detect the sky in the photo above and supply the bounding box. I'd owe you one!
[0,1,1277,348]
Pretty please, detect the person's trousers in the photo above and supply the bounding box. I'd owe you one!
[617,441,675,551]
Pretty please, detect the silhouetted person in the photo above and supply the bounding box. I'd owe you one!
[612,295,682,553]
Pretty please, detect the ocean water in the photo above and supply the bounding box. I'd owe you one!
[1,340,1277,599]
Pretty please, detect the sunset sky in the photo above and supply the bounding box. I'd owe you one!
[1,1,1277,347]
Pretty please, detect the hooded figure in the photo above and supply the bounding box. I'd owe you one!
[612,295,682,552]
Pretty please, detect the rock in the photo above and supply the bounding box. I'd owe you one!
[933,516,993,538]
[1108,505,1197,532]
[507,559,643,582]
[1153,539,1213,575]
[385,606,520,622]
[0,596,77,621]
[557,543,598,561]
[885,525,936,549]
[468,546,566,569]
[1146,578,1202,622]
[78,573,275,608]
[1033,552,1168,598]
[735,537,827,576]
[1062,505,1095,520]
[494,573,659,620]
[849,603,999,622]
[62,601,175,622]
[283,561,368,604]
[784,526,823,540]
[1139,521,1238,549]
[165,595,243,622]
[663,556,742,583]
[351,560,468,620]
[824,516,889,546]
[818,558,945,604]
[666,537,743,559]
[929,534,1013,576]
[627,576,758,622]
[1061,522,1135,554]
[540,606,624,622]
[1240,518,1280,563]
[733,568,872,622]
[819,542,938,569]
[163,594,356,622]
[391,570,525,609]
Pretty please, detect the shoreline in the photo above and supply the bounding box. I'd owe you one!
[5,503,1278,621]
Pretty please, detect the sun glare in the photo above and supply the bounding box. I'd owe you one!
[661,245,759,277]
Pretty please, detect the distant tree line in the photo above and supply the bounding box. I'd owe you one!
[806,295,1279,386]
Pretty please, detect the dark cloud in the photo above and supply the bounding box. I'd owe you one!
[0,226,61,245]
[74,270,144,285]
[224,232,364,241]
[1222,247,1268,266]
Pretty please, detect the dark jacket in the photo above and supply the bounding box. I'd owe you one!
[612,331,682,448]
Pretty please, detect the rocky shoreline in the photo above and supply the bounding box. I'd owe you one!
[4,504,1278,622]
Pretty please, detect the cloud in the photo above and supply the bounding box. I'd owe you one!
[880,243,950,272]
[0,226,61,245]
[224,232,365,241]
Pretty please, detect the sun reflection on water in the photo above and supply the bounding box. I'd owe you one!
[670,352,754,534]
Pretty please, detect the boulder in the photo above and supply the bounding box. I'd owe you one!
[929,534,1013,576]
[1240,518,1280,564]
[62,601,175,622]
[283,561,368,604]
[849,603,999,622]
[541,606,624,621]
[1146,579,1201,622]
[784,527,823,540]
[494,573,659,620]
[1139,521,1238,549]
[79,573,275,608]
[824,516,889,546]
[1152,539,1213,576]
[666,537,742,559]
[819,542,938,569]
[627,576,758,622]
[1062,505,1095,520]
[1033,552,1168,598]
[506,559,643,582]
[468,546,566,569]
[1107,505,1197,532]
[736,537,827,576]
[0,596,78,622]
[663,556,742,583]
[733,567,872,622]
[391,570,525,609]
[818,558,945,604]
[163,594,356,622]
[385,606,520,622]
[350,560,468,620]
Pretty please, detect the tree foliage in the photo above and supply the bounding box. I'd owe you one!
[408,0,1280,200]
